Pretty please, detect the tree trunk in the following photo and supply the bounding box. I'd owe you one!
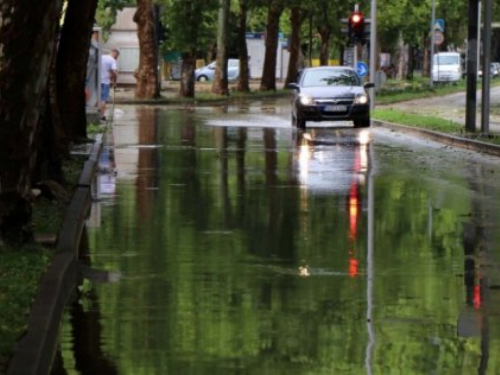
[339,45,344,65]
[285,8,307,86]
[33,40,67,186]
[211,0,230,95]
[57,0,98,143]
[406,44,415,80]
[236,0,251,92]
[0,0,64,243]
[396,32,405,80]
[318,26,331,66]
[179,52,197,97]
[134,0,160,99]
[260,1,284,91]
[423,33,430,77]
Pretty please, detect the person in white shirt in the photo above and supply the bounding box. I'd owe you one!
[100,48,120,121]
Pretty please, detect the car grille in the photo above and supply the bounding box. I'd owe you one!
[315,98,353,105]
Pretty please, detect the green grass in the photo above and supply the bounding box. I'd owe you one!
[376,79,464,104]
[0,245,52,369]
[87,122,105,136]
[373,108,500,145]
[0,154,86,371]
[376,77,500,104]
[373,108,463,132]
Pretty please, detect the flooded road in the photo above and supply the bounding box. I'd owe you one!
[55,98,500,374]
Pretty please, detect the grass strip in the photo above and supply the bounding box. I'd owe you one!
[373,108,500,145]
[0,153,87,371]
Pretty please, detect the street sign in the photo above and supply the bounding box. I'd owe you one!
[433,31,444,45]
[433,19,445,32]
[343,47,355,67]
[356,61,368,77]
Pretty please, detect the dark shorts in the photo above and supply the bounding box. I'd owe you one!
[101,83,111,102]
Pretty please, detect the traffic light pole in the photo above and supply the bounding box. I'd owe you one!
[369,0,377,111]
[465,0,480,132]
[354,45,358,70]
[430,0,436,88]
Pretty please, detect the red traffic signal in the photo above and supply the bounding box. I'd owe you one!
[348,11,365,44]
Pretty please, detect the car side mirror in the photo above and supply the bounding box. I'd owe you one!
[364,82,375,89]
[287,82,299,90]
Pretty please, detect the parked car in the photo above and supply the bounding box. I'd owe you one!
[478,63,499,77]
[432,52,463,83]
[287,66,374,129]
[195,59,240,82]
[491,62,500,77]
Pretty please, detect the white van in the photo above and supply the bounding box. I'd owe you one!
[432,52,463,83]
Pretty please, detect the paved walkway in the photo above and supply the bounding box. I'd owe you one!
[113,79,285,102]
[381,86,500,134]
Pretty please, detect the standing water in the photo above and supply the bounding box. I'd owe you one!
[54,101,500,374]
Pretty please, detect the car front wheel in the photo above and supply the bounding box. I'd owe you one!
[353,118,370,128]
[197,75,209,82]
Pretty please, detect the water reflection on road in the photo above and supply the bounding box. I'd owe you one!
[55,99,500,374]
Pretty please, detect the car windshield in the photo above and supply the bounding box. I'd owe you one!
[434,55,459,65]
[301,69,361,87]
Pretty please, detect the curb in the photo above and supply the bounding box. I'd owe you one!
[7,135,105,375]
[372,120,500,157]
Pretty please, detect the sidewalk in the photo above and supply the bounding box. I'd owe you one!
[380,86,500,134]
[112,79,287,103]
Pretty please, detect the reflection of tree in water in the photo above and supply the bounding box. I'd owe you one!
[136,107,160,220]
[66,288,119,374]
[52,228,119,374]
[321,74,357,86]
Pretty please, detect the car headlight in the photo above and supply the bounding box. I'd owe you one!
[354,94,368,105]
[299,95,314,105]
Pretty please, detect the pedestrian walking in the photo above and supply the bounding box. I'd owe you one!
[100,48,120,121]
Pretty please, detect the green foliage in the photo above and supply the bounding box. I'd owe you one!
[0,153,86,369]
[0,246,51,370]
[159,0,219,55]
[375,108,500,145]
[374,108,463,132]
[376,78,500,104]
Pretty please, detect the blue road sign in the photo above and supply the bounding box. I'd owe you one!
[356,61,368,77]
[433,19,445,32]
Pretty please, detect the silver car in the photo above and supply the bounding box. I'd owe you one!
[288,66,374,129]
[195,59,240,82]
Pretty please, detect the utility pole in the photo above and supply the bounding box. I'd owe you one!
[369,0,377,111]
[465,0,480,132]
[481,0,492,135]
[430,0,436,87]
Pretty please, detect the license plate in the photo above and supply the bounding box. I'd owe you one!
[324,105,347,112]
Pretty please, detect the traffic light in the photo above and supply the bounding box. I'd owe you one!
[348,11,365,44]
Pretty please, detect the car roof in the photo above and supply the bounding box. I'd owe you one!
[302,66,355,72]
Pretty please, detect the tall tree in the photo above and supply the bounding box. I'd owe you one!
[0,0,65,243]
[235,0,251,92]
[161,0,218,97]
[134,0,161,99]
[57,0,99,142]
[284,7,307,85]
[212,0,231,95]
[260,0,285,91]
